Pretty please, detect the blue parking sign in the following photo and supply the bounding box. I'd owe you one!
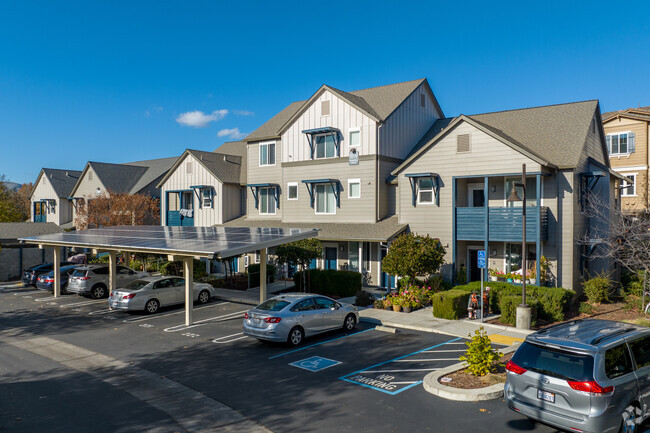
[477,250,486,269]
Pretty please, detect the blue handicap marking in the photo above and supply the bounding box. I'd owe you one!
[477,250,486,269]
[289,356,341,372]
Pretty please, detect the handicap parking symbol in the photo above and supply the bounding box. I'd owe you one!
[289,356,341,372]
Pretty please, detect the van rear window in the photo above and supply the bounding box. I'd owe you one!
[511,342,594,381]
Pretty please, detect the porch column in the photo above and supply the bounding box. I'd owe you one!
[260,248,267,304]
[536,174,542,286]
[183,257,194,326]
[108,251,117,296]
[53,247,61,298]
[484,176,489,281]
[452,177,457,285]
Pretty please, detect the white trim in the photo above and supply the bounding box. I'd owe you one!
[348,128,361,148]
[258,141,276,167]
[314,183,336,215]
[287,182,298,200]
[607,131,632,157]
[258,186,277,215]
[620,172,637,197]
[416,177,435,205]
[313,133,337,160]
[348,178,361,199]
[612,165,647,172]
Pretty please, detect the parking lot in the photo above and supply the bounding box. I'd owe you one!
[0,283,562,433]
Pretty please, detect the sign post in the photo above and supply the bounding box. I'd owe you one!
[477,250,486,323]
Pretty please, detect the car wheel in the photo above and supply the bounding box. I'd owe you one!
[343,314,356,331]
[288,327,304,347]
[145,299,160,314]
[90,284,107,299]
[197,290,210,304]
[61,284,68,295]
[621,404,642,433]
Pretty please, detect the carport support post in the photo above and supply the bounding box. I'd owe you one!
[260,248,267,304]
[53,247,61,298]
[183,257,194,326]
[108,251,117,297]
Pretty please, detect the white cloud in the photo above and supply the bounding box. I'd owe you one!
[217,128,247,139]
[233,110,254,116]
[176,109,228,128]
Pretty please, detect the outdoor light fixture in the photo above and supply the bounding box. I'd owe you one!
[491,185,496,193]
[95,187,101,197]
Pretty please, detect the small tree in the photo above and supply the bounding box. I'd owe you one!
[460,327,503,376]
[75,191,160,230]
[0,174,29,222]
[381,233,446,283]
[275,238,322,291]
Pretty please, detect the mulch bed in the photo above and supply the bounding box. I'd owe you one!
[439,353,512,389]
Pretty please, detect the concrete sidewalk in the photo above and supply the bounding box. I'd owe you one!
[210,280,294,305]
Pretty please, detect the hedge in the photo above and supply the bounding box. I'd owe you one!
[453,281,575,322]
[247,263,276,288]
[293,269,361,298]
[431,289,471,320]
[160,259,206,280]
[499,295,539,327]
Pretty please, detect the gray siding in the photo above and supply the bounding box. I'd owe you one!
[247,140,282,220]
[378,159,399,219]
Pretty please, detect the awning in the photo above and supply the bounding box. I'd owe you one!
[247,183,280,210]
[189,185,214,209]
[404,173,440,206]
[579,171,606,211]
[301,179,340,208]
[301,127,341,159]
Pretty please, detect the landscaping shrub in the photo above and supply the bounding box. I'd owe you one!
[460,327,503,376]
[160,259,206,280]
[622,269,645,296]
[293,269,361,298]
[499,295,539,327]
[578,302,596,315]
[431,290,471,320]
[355,290,375,307]
[582,274,613,304]
[247,263,276,288]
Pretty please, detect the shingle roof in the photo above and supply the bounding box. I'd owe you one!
[602,106,650,122]
[220,215,407,242]
[214,141,247,184]
[0,222,64,242]
[123,157,178,194]
[187,150,243,184]
[88,162,148,194]
[405,118,455,159]
[40,169,82,198]
[245,78,437,142]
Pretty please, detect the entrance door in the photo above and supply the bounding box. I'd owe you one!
[468,249,482,282]
[325,247,337,270]
[380,246,395,289]
[34,202,46,222]
[468,184,485,207]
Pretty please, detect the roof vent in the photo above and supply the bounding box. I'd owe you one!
[200,155,204,161]
[65,171,69,176]
[50,173,53,178]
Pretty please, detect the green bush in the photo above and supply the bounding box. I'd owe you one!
[578,302,596,315]
[460,327,503,376]
[293,269,361,298]
[431,290,471,320]
[622,269,645,296]
[160,259,206,280]
[582,275,612,304]
[247,263,276,288]
[499,295,539,327]
[355,290,375,307]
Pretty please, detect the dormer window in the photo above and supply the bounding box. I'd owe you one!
[321,100,331,116]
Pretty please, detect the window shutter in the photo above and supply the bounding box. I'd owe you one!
[629,132,636,153]
[457,134,470,152]
[606,135,611,154]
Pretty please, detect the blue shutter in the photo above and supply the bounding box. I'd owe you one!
[629,132,635,153]
[606,135,611,154]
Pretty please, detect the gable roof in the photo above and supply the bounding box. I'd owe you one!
[244,78,443,142]
[394,100,602,174]
[0,222,64,242]
[156,149,244,188]
[602,106,650,123]
[31,168,82,199]
[121,157,178,194]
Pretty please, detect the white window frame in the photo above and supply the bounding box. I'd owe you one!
[621,173,637,197]
[314,133,337,159]
[608,131,631,156]
[287,182,298,200]
[348,128,360,149]
[417,177,434,205]
[315,184,336,215]
[202,188,213,208]
[258,186,277,215]
[348,178,361,199]
[259,141,276,167]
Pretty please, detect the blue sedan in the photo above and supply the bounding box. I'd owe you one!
[36,265,79,294]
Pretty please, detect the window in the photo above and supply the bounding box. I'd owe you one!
[630,336,650,369]
[607,132,635,155]
[348,179,361,198]
[259,187,276,215]
[202,189,213,208]
[511,342,595,381]
[181,191,193,210]
[259,142,276,166]
[348,241,360,272]
[349,130,360,148]
[186,161,193,175]
[505,177,537,207]
[621,174,636,197]
[167,192,180,211]
[315,184,336,214]
[417,177,434,204]
[420,93,425,108]
[291,299,316,312]
[457,134,470,152]
[605,344,633,379]
[287,182,298,200]
[314,297,336,310]
[255,250,260,264]
[315,134,336,159]
[363,242,372,271]
[49,201,56,214]
[321,100,330,116]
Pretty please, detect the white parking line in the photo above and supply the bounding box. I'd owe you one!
[421,349,467,353]
[88,309,120,316]
[389,381,418,385]
[363,368,440,373]
[122,302,229,323]
[212,333,249,344]
[394,358,459,362]
[163,310,246,332]
[60,300,104,308]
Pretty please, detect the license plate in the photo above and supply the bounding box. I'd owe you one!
[254,318,261,324]
[537,389,555,403]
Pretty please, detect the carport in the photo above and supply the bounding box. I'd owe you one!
[19,225,318,325]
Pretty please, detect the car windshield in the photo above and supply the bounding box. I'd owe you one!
[71,269,87,277]
[125,280,150,291]
[257,299,290,311]
[511,342,595,381]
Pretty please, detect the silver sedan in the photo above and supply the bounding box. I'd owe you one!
[243,293,359,346]
[108,276,216,314]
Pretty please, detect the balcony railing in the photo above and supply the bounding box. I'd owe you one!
[456,206,548,242]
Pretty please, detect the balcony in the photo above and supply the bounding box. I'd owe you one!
[456,206,548,242]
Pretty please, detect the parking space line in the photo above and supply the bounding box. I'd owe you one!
[60,300,104,308]
[363,368,440,373]
[88,309,121,316]
[394,358,458,362]
[212,333,249,344]
[163,310,247,332]
[268,328,374,360]
[13,290,38,295]
[421,349,466,353]
[122,302,229,323]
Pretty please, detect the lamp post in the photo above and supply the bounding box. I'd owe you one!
[506,163,531,330]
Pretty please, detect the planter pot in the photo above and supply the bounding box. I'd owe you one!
[489,276,497,282]
[529,278,537,285]
[392,305,402,312]
[402,306,412,313]
[386,305,392,310]
[506,278,514,283]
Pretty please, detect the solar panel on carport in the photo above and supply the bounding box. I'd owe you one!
[18,225,320,258]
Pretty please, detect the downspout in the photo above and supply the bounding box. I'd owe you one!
[376,123,383,222]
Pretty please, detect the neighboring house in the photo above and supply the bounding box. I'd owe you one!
[222,78,445,287]
[0,222,64,281]
[68,157,178,223]
[392,100,624,292]
[602,106,650,213]
[29,168,82,227]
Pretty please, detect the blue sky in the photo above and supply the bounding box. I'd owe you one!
[1,0,649,184]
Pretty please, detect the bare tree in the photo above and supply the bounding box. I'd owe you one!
[74,191,160,230]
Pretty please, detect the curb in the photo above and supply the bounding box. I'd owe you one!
[422,343,521,401]
[359,317,463,339]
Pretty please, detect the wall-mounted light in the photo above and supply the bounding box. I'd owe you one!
[95,187,101,197]
[490,185,496,193]
[491,249,497,256]
[340,246,344,252]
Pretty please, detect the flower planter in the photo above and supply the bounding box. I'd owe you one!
[529,278,536,285]
[489,276,497,282]
[402,306,412,313]
[506,278,513,283]
[392,305,402,312]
